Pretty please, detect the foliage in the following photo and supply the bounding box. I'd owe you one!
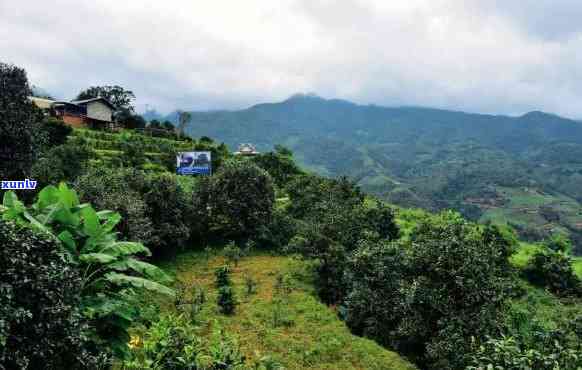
[0,220,102,369]
[215,265,232,288]
[195,160,275,243]
[31,137,93,188]
[75,168,193,255]
[344,212,517,369]
[251,147,303,188]
[288,177,399,304]
[468,324,582,370]
[0,62,41,181]
[37,117,73,150]
[74,167,154,245]
[176,95,582,255]
[1,184,174,358]
[224,241,243,266]
[120,139,146,167]
[215,265,236,315]
[123,314,246,369]
[217,286,237,316]
[253,207,297,250]
[142,173,192,256]
[524,247,582,297]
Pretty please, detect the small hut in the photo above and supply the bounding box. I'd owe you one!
[234,143,259,156]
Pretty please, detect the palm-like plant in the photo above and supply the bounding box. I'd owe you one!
[2,183,174,358]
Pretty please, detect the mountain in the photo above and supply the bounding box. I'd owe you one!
[176,94,582,253]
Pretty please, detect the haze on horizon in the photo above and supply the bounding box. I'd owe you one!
[2,0,582,118]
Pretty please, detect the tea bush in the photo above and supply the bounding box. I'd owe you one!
[0,220,101,369]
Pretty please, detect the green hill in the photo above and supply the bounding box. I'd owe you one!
[170,94,582,254]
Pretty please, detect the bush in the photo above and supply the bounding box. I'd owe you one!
[524,248,581,296]
[254,207,297,250]
[74,167,155,245]
[215,265,231,288]
[37,117,72,150]
[32,138,93,188]
[142,173,192,256]
[468,329,582,369]
[195,160,275,244]
[2,185,174,358]
[123,314,246,369]
[217,286,237,315]
[344,213,516,369]
[251,147,303,188]
[0,220,101,369]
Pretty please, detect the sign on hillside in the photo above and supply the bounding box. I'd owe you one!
[176,151,211,175]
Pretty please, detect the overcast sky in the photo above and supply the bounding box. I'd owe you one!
[2,0,582,117]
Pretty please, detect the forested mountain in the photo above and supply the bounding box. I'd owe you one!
[176,94,582,253]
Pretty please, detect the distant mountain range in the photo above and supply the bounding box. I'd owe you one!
[164,94,582,253]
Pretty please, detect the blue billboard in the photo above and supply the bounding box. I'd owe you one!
[177,151,211,175]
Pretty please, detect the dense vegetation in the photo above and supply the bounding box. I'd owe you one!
[168,94,582,255]
[2,62,582,369]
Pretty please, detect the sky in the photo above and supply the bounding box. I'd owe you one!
[2,0,582,117]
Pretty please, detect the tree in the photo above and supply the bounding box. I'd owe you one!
[76,85,135,114]
[252,149,303,188]
[162,120,175,131]
[177,111,192,138]
[117,110,146,130]
[0,63,41,181]
[195,160,274,243]
[344,213,516,369]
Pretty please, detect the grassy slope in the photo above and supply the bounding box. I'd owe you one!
[158,251,417,370]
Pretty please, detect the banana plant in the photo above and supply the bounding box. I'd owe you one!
[2,183,174,358]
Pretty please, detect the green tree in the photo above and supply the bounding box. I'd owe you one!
[0,62,41,181]
[196,160,275,243]
[345,212,516,369]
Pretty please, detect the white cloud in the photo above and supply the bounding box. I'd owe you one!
[2,0,582,117]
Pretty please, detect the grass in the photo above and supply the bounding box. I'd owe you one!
[155,251,417,370]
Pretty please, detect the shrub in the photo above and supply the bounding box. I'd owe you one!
[217,286,237,315]
[142,173,193,256]
[215,265,231,288]
[254,207,297,250]
[123,314,246,369]
[224,241,242,266]
[468,330,582,369]
[524,248,581,296]
[32,138,93,188]
[251,147,303,188]
[2,185,174,358]
[195,160,275,244]
[0,220,101,369]
[74,167,154,245]
[37,117,72,150]
[344,213,516,369]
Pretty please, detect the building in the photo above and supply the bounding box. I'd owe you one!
[234,143,259,156]
[29,96,119,130]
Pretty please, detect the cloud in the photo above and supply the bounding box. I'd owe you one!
[1,0,582,117]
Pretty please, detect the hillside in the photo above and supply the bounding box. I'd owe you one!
[171,94,582,254]
[141,251,417,370]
